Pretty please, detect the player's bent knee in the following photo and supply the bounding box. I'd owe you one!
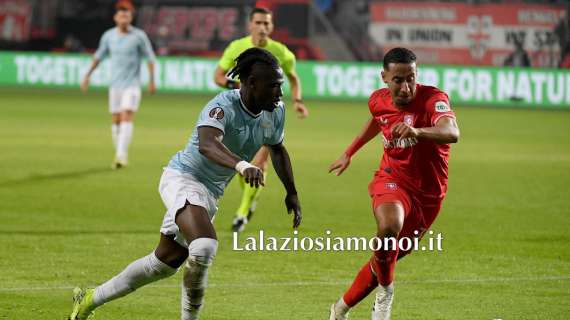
[374,203,405,237]
[184,238,218,291]
[120,110,135,122]
[154,233,190,268]
[111,114,121,124]
[187,237,218,266]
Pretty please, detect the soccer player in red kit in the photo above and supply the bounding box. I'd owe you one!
[328,47,460,320]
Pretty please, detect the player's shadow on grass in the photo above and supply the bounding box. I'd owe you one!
[0,167,112,188]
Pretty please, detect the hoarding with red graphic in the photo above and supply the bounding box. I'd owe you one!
[369,2,566,66]
[0,0,32,42]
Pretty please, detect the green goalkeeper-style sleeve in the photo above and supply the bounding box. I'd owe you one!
[279,44,296,76]
[218,40,240,71]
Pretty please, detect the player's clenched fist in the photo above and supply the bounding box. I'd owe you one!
[391,122,419,139]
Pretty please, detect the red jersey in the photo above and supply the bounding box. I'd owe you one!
[368,84,456,200]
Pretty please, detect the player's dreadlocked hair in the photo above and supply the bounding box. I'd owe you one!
[382,47,417,70]
[227,47,280,82]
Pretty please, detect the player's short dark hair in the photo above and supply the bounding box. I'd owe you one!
[249,7,272,20]
[227,47,280,82]
[383,47,417,70]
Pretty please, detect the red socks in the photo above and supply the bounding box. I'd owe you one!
[372,244,399,286]
[342,260,377,307]
[342,245,399,307]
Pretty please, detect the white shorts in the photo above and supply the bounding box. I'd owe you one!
[158,168,219,247]
[108,86,141,114]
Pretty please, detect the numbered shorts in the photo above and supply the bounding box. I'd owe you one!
[108,86,141,114]
[159,168,219,247]
[368,174,443,258]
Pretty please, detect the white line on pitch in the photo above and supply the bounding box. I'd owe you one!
[1,275,569,292]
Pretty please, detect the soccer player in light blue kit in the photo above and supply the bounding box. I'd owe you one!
[81,1,156,169]
[68,48,302,320]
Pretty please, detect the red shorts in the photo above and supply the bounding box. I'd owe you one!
[368,174,443,256]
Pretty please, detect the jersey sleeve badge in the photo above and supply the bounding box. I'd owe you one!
[208,107,225,120]
[434,101,451,112]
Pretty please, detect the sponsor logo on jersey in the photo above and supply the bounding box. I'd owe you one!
[209,107,225,120]
[435,101,451,113]
[382,134,418,149]
[378,116,388,125]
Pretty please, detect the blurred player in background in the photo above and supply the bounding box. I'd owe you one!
[328,48,460,320]
[80,0,156,169]
[214,7,308,232]
[68,48,302,320]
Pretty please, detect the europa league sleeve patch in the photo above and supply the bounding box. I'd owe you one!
[208,107,225,120]
[434,101,451,112]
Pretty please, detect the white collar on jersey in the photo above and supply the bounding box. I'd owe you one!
[238,90,262,118]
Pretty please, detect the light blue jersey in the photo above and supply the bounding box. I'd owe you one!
[168,89,285,198]
[94,26,156,89]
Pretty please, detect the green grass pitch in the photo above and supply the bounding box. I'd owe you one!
[1,88,569,319]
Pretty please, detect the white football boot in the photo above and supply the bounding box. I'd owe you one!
[329,298,349,320]
[330,304,349,320]
[371,284,394,320]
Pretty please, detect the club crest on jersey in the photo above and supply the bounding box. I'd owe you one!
[435,101,450,113]
[404,114,414,126]
[261,121,272,129]
[385,182,398,190]
[209,107,225,120]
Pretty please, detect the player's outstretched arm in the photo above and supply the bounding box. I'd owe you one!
[198,126,264,187]
[268,143,302,228]
[329,117,380,176]
[80,59,100,92]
